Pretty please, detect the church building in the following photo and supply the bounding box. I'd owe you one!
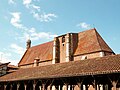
[18,28,114,68]
[0,28,120,90]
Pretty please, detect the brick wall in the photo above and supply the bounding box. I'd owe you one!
[19,60,52,68]
[38,60,52,66]
[74,51,107,61]
[59,35,66,63]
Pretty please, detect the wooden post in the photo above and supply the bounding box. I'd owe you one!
[55,85,59,90]
[112,81,117,90]
[33,83,36,90]
[76,77,84,90]
[70,85,74,90]
[4,84,7,90]
[91,75,98,90]
[107,75,119,90]
[93,80,97,90]
[85,85,88,90]
[63,84,68,90]
[97,85,100,90]
[10,84,12,90]
[77,83,82,90]
[33,80,37,90]
[65,84,68,90]
[42,83,46,90]
[39,86,42,90]
[99,84,103,90]
[60,85,63,90]
[47,85,52,90]
[24,84,27,90]
[17,83,20,90]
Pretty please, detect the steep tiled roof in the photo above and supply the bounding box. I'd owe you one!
[18,41,53,66]
[74,29,114,55]
[18,29,114,66]
[1,54,120,82]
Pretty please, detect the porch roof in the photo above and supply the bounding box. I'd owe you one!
[0,54,120,82]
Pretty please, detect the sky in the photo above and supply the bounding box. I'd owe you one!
[0,0,120,65]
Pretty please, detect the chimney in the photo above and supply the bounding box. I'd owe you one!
[52,37,59,64]
[34,57,39,67]
[26,39,31,49]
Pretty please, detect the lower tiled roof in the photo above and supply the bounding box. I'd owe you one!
[1,54,120,82]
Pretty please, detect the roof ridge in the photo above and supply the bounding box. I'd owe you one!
[78,28,96,34]
[94,29,103,51]
[94,29,114,53]
[31,40,53,48]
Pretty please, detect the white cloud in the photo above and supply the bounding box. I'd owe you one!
[7,0,57,65]
[22,0,57,22]
[23,0,31,5]
[10,12,23,29]
[28,28,57,40]
[19,28,57,41]
[10,12,57,42]
[29,27,36,33]
[77,22,91,29]
[10,44,26,55]
[8,0,16,4]
[10,12,29,31]
[0,51,15,65]
[19,32,30,41]
[32,4,40,11]
[33,0,40,1]
[31,32,57,40]
[32,12,57,22]
[23,0,32,8]
[23,0,40,11]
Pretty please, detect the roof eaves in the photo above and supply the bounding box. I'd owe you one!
[18,49,28,66]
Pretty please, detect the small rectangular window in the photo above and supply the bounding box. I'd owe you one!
[81,56,87,60]
[62,36,65,43]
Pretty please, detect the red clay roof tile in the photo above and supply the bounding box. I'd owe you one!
[1,54,120,82]
[18,41,53,66]
[18,29,114,66]
[74,29,113,55]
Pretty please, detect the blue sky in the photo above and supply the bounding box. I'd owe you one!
[0,0,120,65]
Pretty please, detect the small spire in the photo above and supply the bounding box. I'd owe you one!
[93,24,96,29]
[26,39,31,49]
